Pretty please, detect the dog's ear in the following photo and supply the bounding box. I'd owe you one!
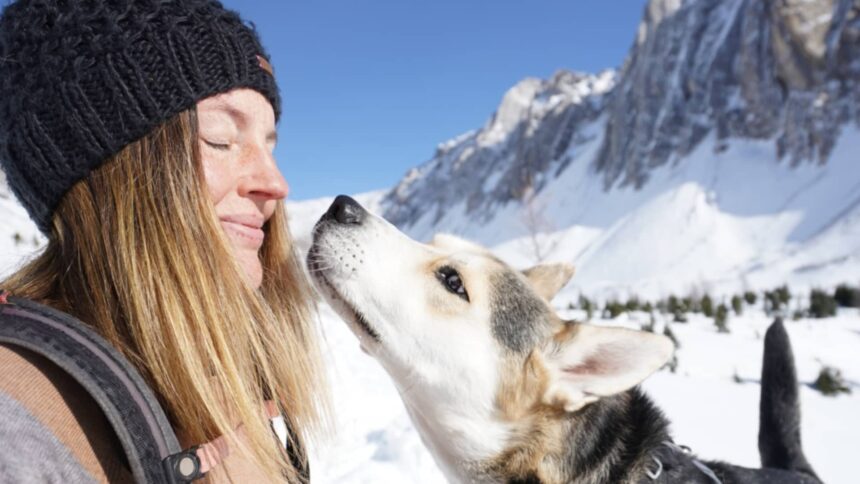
[538,323,673,413]
[522,263,575,301]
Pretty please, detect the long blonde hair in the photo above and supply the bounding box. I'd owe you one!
[3,109,328,482]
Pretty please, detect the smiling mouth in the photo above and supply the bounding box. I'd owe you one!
[309,256,380,342]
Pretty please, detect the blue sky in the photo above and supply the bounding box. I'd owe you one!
[219,0,648,200]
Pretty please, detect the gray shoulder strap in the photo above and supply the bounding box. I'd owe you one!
[0,294,201,483]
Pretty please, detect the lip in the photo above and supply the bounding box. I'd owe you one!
[220,214,266,247]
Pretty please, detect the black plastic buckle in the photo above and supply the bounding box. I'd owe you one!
[163,446,206,483]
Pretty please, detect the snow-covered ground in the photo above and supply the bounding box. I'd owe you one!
[311,293,860,484]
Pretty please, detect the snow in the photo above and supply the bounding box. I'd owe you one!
[0,176,42,279]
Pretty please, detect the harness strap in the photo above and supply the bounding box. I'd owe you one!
[645,441,722,484]
[0,293,202,483]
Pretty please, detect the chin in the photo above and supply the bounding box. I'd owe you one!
[237,256,264,289]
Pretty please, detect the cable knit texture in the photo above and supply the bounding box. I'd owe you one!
[0,0,280,233]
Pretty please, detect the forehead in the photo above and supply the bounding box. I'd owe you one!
[196,89,275,131]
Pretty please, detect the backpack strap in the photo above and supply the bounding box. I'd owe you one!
[0,292,204,483]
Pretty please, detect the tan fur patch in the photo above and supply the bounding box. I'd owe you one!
[484,320,586,483]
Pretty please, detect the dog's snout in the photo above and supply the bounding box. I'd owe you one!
[325,195,366,225]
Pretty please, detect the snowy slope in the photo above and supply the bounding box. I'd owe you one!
[0,171,42,278]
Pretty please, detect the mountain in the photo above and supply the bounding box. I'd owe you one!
[378,0,860,297]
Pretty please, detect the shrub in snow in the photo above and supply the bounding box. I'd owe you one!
[813,366,851,396]
[578,295,594,320]
[673,310,688,323]
[12,232,22,245]
[643,301,653,313]
[731,295,743,316]
[808,289,837,318]
[701,294,714,317]
[714,303,729,333]
[604,300,624,319]
[625,297,641,312]
[834,284,860,308]
[743,291,757,305]
[683,296,698,313]
[667,295,680,314]
[765,285,792,316]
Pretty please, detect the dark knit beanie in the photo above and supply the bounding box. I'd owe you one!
[0,0,281,233]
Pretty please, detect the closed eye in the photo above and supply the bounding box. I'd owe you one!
[436,265,469,302]
[202,138,231,151]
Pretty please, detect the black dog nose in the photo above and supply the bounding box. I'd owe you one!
[325,195,366,225]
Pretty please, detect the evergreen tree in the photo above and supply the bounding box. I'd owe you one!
[667,295,680,314]
[776,285,791,306]
[730,295,743,316]
[834,284,860,308]
[714,303,729,333]
[743,291,757,305]
[625,297,641,312]
[701,294,714,317]
[579,295,594,320]
[809,289,837,318]
[604,300,624,319]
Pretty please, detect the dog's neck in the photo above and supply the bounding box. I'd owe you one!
[485,387,673,484]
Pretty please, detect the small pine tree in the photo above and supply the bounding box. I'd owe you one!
[667,295,680,314]
[643,301,654,313]
[743,291,757,305]
[12,232,22,246]
[776,285,791,306]
[809,289,837,318]
[714,303,729,333]
[764,290,782,316]
[701,294,714,317]
[813,366,851,396]
[625,297,641,312]
[579,295,594,321]
[731,295,743,316]
[603,300,623,319]
[834,284,860,308]
[683,296,698,313]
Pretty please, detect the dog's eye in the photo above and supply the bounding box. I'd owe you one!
[436,266,469,302]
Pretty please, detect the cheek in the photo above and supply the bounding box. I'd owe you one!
[201,150,233,206]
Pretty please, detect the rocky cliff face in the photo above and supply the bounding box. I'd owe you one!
[383,70,615,229]
[597,0,860,190]
[382,0,860,232]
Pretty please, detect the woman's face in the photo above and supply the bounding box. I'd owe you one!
[197,89,288,288]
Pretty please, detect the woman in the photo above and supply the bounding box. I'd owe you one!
[0,0,328,482]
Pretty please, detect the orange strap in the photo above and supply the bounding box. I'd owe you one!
[194,401,281,474]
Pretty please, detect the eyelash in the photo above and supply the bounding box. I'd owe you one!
[203,139,231,151]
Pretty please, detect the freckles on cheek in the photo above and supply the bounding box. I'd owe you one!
[200,154,229,205]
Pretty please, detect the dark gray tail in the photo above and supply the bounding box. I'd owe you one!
[758,319,819,480]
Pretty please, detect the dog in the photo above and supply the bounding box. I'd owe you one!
[308,195,821,484]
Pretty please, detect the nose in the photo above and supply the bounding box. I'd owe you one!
[241,148,289,201]
[325,195,366,225]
